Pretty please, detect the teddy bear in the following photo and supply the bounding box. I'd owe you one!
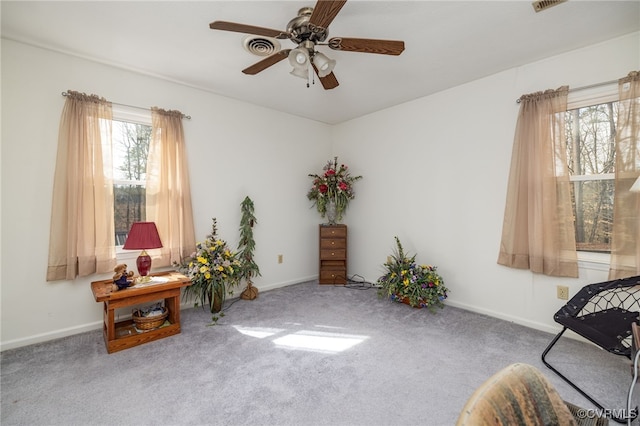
[113,264,135,290]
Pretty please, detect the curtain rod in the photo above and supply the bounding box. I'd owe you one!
[516,78,618,103]
[61,92,191,119]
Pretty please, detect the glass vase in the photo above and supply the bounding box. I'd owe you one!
[326,199,337,225]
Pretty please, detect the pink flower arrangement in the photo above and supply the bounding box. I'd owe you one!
[307,157,362,221]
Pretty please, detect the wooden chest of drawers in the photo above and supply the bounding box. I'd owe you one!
[319,224,347,284]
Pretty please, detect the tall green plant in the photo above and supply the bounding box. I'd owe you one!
[238,196,260,299]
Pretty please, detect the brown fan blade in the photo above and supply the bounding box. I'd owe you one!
[309,0,347,29]
[312,64,339,90]
[210,21,291,39]
[328,37,405,55]
[242,50,290,75]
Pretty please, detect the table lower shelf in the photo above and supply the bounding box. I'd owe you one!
[104,319,181,353]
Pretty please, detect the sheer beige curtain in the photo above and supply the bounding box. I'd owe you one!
[47,91,116,281]
[498,86,579,277]
[609,71,640,279]
[146,107,196,267]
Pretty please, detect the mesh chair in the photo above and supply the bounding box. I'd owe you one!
[541,275,640,424]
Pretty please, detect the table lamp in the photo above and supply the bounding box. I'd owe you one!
[123,222,163,280]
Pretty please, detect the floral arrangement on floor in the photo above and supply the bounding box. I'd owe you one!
[307,156,362,222]
[174,218,242,314]
[377,236,449,312]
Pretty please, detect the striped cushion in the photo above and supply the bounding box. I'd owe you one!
[457,363,577,426]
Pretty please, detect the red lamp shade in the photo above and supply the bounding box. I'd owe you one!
[123,222,163,277]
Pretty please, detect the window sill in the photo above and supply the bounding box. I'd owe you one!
[577,251,610,272]
[115,248,139,264]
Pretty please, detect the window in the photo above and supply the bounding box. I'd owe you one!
[48,92,195,281]
[565,102,617,252]
[112,108,151,246]
[565,87,619,254]
[498,75,638,278]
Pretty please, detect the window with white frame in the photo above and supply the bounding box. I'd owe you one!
[112,107,151,247]
[565,86,619,254]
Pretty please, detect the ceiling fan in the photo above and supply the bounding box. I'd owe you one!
[209,0,405,90]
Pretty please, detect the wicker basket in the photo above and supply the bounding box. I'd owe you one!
[132,307,168,330]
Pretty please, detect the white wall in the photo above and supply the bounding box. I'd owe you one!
[2,32,638,350]
[0,39,332,350]
[334,32,640,334]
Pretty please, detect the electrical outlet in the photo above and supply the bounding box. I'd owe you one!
[277,254,283,264]
[557,285,569,300]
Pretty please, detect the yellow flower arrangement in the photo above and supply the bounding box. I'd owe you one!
[377,236,448,311]
[175,218,241,313]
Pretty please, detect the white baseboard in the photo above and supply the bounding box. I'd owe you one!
[444,299,559,335]
[0,321,104,352]
[444,298,592,345]
[252,276,317,293]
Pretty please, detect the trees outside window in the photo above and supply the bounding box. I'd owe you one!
[565,101,618,253]
[113,119,151,245]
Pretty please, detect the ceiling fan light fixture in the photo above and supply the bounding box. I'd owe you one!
[313,52,336,78]
[288,47,310,68]
[290,66,309,80]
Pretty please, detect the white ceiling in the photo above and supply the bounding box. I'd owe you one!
[2,1,639,124]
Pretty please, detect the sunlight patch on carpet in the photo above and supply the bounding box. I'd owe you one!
[232,326,285,339]
[273,330,369,354]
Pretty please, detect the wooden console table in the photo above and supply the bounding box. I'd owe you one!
[91,271,191,353]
